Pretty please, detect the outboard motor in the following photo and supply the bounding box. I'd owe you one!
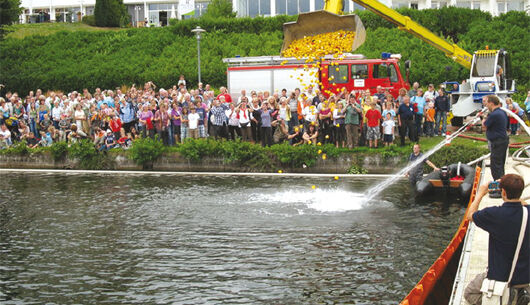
[440,166,451,188]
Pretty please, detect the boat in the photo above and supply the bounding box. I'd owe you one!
[415,163,476,198]
[400,166,481,305]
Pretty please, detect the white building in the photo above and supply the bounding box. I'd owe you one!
[20,0,210,26]
[233,0,529,17]
[19,0,530,25]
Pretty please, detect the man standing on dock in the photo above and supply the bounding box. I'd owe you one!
[483,95,509,181]
[465,174,529,305]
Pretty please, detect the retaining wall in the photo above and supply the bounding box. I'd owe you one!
[0,153,406,174]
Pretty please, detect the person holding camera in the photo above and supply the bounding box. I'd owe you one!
[464,174,529,305]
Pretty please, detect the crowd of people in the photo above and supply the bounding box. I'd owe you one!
[0,77,529,151]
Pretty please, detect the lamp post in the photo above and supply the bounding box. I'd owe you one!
[191,26,206,85]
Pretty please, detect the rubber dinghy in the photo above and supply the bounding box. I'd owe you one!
[416,163,476,198]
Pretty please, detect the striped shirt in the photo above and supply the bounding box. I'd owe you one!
[210,104,228,126]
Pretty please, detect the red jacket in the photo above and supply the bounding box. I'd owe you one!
[365,109,382,128]
[110,118,122,132]
[217,93,232,104]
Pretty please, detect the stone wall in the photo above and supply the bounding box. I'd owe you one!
[0,153,406,174]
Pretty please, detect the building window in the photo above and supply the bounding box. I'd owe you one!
[247,0,271,16]
[507,1,523,11]
[195,2,208,18]
[373,64,389,79]
[299,0,310,13]
[287,0,298,15]
[351,64,368,79]
[315,0,324,10]
[329,65,349,84]
[276,0,286,14]
[410,2,419,9]
[456,1,471,8]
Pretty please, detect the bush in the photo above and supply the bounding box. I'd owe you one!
[50,141,68,161]
[0,9,528,94]
[94,0,128,27]
[128,137,165,169]
[68,139,113,169]
[82,15,96,26]
[347,164,368,174]
[427,144,489,172]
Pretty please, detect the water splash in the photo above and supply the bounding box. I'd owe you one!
[364,109,487,202]
[256,189,368,212]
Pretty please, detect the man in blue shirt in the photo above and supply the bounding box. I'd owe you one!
[483,95,509,181]
[411,90,426,137]
[465,174,529,305]
[398,96,417,146]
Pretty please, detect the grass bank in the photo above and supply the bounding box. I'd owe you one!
[5,22,124,39]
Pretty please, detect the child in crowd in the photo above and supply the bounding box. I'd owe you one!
[38,130,53,147]
[188,107,200,139]
[508,103,519,135]
[100,129,116,151]
[424,102,435,137]
[365,102,382,148]
[382,112,395,147]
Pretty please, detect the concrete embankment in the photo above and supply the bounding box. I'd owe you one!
[0,152,406,174]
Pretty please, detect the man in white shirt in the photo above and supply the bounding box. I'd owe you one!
[51,100,63,129]
[187,106,200,139]
[423,84,439,103]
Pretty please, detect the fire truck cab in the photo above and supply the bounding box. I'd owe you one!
[320,53,410,98]
[223,53,410,101]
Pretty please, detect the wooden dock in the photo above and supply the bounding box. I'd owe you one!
[449,158,530,305]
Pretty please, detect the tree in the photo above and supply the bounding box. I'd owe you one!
[0,0,23,38]
[202,0,236,19]
[94,0,129,27]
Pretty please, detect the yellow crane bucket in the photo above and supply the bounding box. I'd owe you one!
[281,10,366,54]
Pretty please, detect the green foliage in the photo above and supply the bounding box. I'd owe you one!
[1,9,528,94]
[269,143,319,167]
[68,139,113,169]
[347,164,368,174]
[94,0,129,27]
[50,141,68,161]
[168,15,296,35]
[128,136,165,168]
[82,15,96,26]
[355,7,491,42]
[2,140,30,155]
[0,0,22,38]
[202,0,236,19]
[427,144,489,172]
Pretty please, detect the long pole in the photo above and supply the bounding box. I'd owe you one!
[197,37,201,84]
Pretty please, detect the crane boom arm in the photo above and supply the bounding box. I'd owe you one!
[349,0,473,69]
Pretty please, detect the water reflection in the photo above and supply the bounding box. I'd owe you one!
[0,173,463,304]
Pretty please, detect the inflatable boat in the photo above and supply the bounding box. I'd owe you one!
[416,163,476,198]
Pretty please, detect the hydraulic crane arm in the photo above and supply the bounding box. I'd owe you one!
[349,0,473,69]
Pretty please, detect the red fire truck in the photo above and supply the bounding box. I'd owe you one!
[222,53,410,100]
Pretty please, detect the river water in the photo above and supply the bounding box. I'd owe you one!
[0,173,464,304]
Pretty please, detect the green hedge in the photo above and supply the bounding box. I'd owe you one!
[0,9,528,95]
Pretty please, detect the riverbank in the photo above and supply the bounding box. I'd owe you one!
[0,135,506,174]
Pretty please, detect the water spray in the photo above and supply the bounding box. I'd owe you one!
[363,108,488,203]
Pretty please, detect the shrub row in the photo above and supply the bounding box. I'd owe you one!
[0,9,528,95]
[1,138,489,173]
